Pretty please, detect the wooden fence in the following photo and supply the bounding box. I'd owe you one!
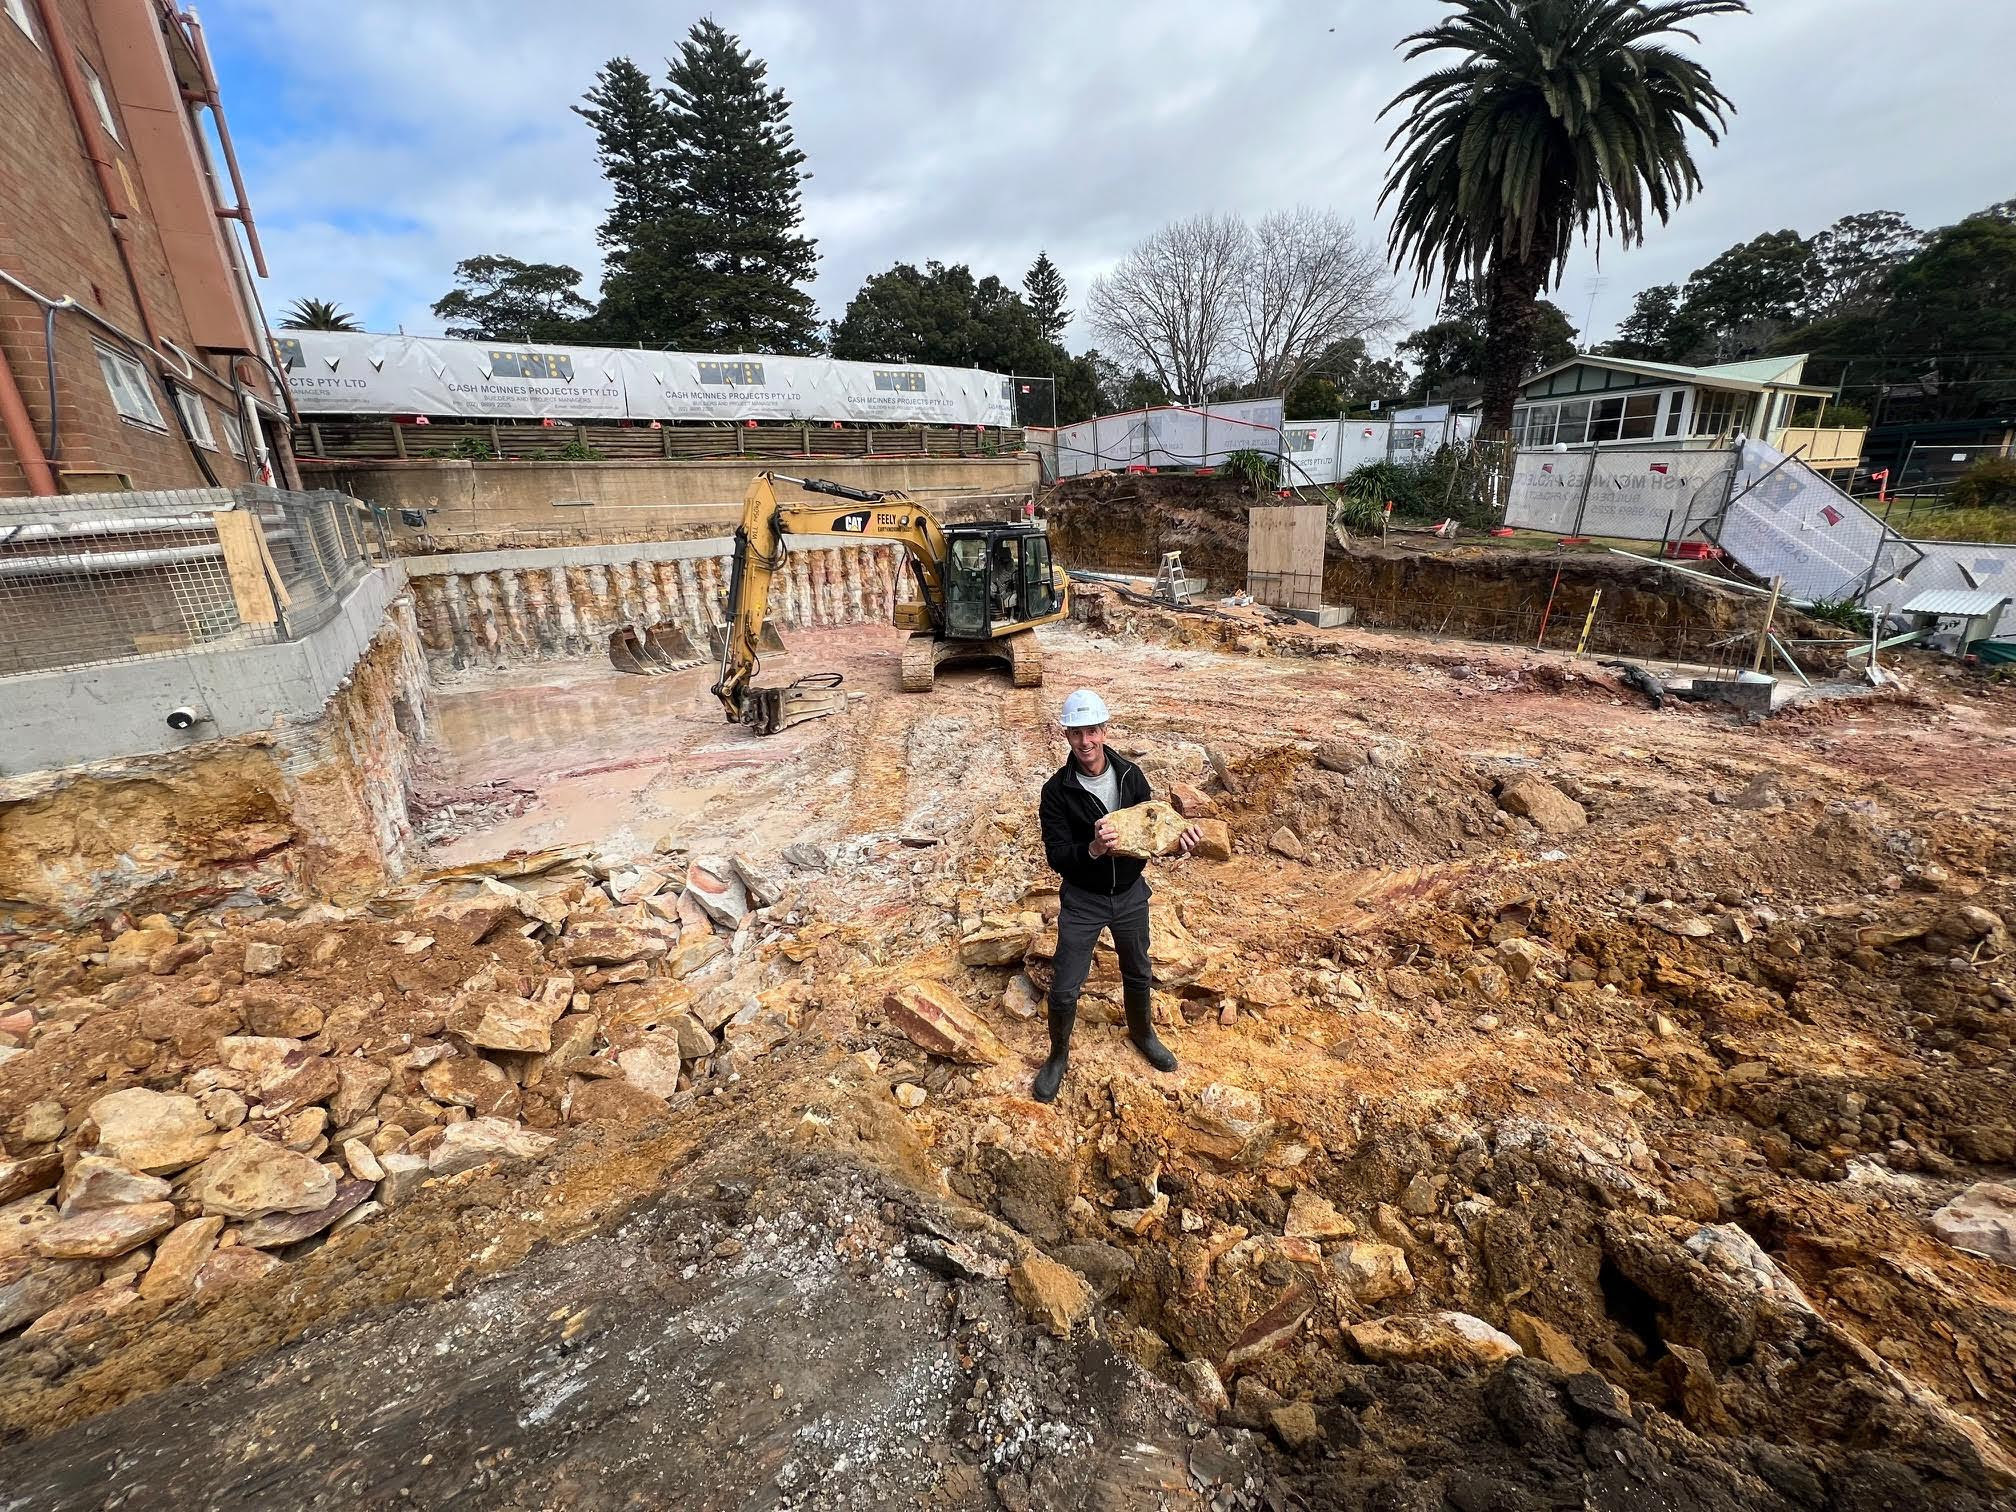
[294,420,1026,463]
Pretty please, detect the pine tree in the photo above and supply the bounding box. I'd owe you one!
[574,58,675,256]
[1022,252,1071,342]
[660,19,821,352]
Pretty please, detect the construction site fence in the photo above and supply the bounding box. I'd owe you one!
[1277,414,1483,487]
[1504,448,1738,543]
[0,485,380,678]
[1029,400,1287,479]
[294,419,1025,464]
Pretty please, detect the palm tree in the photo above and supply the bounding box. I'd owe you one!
[1381,0,1745,435]
[278,297,363,332]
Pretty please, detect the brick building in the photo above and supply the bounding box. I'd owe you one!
[0,0,293,497]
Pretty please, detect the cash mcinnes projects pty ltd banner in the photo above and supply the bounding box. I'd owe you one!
[276,331,1016,427]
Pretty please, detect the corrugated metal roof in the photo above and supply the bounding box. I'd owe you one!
[1901,588,2014,616]
[1516,352,1820,394]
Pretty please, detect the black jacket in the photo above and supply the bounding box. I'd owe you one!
[1040,749,1154,895]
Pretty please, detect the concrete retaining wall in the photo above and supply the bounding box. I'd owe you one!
[306,455,1039,551]
[0,565,410,775]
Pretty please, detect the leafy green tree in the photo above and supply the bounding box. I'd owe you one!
[1284,337,1409,418]
[278,298,362,332]
[430,255,594,342]
[581,23,820,351]
[1601,284,1695,360]
[1396,280,1576,405]
[1380,0,1745,434]
[1874,212,2016,417]
[829,261,1055,374]
[1022,252,1071,343]
[1811,210,1922,316]
[1674,229,1820,358]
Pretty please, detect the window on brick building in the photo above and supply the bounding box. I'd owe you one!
[174,390,218,450]
[79,55,121,143]
[221,408,247,458]
[4,0,38,45]
[95,345,166,429]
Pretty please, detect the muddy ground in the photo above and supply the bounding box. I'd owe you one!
[2,585,2014,1509]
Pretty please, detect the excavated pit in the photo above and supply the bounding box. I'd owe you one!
[1,569,2013,1508]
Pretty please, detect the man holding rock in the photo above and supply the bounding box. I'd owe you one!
[1033,688,1201,1102]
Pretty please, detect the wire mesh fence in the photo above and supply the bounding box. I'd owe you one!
[0,485,378,677]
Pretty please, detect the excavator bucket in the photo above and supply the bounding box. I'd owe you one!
[608,621,702,676]
[746,672,847,736]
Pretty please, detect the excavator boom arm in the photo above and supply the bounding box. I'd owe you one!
[712,472,951,722]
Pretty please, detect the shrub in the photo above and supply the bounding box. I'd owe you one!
[1815,402,1869,429]
[1223,448,1279,494]
[554,439,602,461]
[1948,455,2016,512]
[1803,595,1872,633]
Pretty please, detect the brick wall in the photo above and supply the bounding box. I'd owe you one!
[0,0,263,496]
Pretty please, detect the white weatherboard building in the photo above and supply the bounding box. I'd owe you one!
[1502,353,1863,475]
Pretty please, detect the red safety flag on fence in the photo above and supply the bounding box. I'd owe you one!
[1820,504,1843,526]
[1648,462,1669,474]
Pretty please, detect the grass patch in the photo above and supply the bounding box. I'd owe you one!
[1872,505,2016,543]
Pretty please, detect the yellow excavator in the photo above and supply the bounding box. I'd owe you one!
[613,471,1069,734]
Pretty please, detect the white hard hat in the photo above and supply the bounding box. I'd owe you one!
[1060,688,1109,727]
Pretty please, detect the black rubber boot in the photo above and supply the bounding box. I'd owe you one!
[1033,1003,1076,1103]
[1124,984,1178,1073]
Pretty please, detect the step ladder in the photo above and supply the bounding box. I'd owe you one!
[1154,551,1199,605]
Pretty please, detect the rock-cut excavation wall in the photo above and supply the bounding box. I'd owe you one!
[406,537,912,671]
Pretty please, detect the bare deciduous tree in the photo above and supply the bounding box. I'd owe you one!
[1089,209,1401,407]
[1086,214,1248,404]
[1237,208,1400,396]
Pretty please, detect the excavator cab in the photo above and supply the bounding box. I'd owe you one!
[944,524,1058,637]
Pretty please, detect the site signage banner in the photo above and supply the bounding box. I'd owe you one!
[274,331,1015,426]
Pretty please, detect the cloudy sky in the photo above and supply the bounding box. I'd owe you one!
[205,0,2016,358]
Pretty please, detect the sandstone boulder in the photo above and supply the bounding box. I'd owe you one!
[0,1255,101,1332]
[669,934,727,979]
[236,1179,375,1249]
[1284,1190,1354,1243]
[105,928,177,978]
[243,941,285,977]
[448,990,566,1053]
[421,1057,520,1117]
[567,1078,667,1127]
[329,1061,394,1125]
[1331,1241,1414,1303]
[1189,819,1233,863]
[33,1201,176,1260]
[1168,782,1217,818]
[883,981,1007,1065]
[1007,1253,1093,1338]
[559,922,669,967]
[422,1116,555,1180]
[1929,1182,2016,1267]
[959,925,1034,967]
[87,1089,218,1174]
[137,1216,225,1302]
[1268,827,1305,861]
[1507,1309,1592,1373]
[57,1157,169,1216]
[1104,801,1190,859]
[730,854,784,910]
[684,857,750,929]
[188,1139,338,1220]
[1348,1311,1520,1367]
[0,1153,61,1206]
[191,1246,282,1301]
[1314,740,1362,773]
[616,1039,685,1099]
[1496,775,1587,833]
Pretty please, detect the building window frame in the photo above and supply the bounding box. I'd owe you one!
[96,344,167,430]
[78,54,121,143]
[3,0,38,45]
[221,407,247,458]
[1691,388,1744,439]
[174,390,218,450]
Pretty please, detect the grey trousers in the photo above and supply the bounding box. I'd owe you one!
[1049,878,1152,1010]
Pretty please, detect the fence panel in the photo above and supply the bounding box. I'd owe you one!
[1505,449,1734,541]
[1052,402,1282,476]
[1707,439,1919,603]
[1278,416,1481,487]
[0,485,375,678]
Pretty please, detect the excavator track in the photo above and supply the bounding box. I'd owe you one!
[900,633,936,693]
[1008,629,1044,688]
